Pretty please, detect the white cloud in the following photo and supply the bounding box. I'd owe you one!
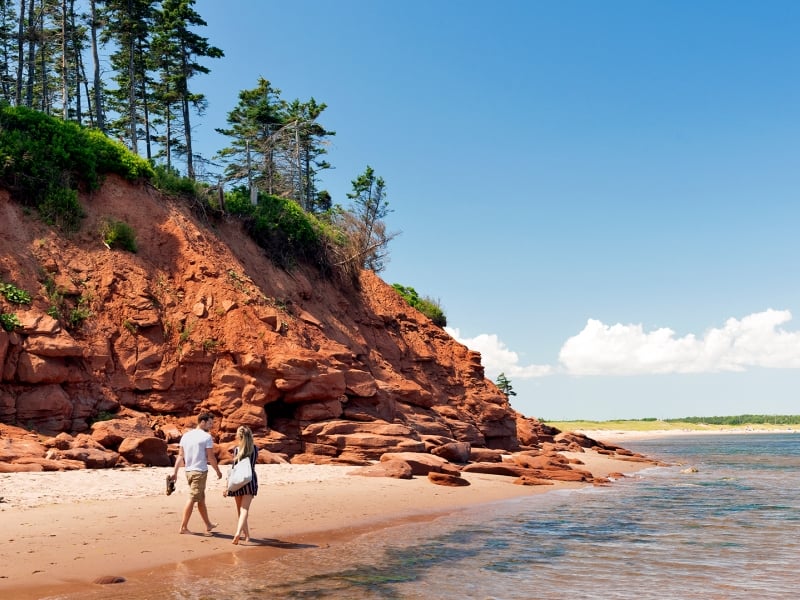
[445,327,554,380]
[559,309,800,375]
[448,309,800,380]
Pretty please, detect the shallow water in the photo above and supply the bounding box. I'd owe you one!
[39,433,800,599]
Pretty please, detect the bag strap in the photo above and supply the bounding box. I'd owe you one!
[232,446,253,466]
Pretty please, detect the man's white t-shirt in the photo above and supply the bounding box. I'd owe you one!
[180,428,213,472]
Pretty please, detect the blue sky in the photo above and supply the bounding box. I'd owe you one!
[189,0,800,420]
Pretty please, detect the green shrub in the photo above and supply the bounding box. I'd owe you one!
[0,104,153,232]
[38,186,84,232]
[84,128,153,181]
[68,305,91,328]
[100,219,137,253]
[152,163,199,197]
[225,186,328,269]
[42,275,63,320]
[0,312,21,331]
[392,284,447,327]
[224,186,257,217]
[0,281,32,304]
[88,410,117,426]
[179,320,195,344]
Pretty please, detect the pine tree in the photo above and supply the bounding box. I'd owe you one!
[216,77,288,198]
[99,0,156,154]
[495,373,516,398]
[55,0,89,121]
[29,0,64,114]
[285,97,334,210]
[88,0,104,130]
[152,0,221,179]
[0,0,16,102]
[342,166,397,273]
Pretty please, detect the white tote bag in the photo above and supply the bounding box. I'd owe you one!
[227,453,253,492]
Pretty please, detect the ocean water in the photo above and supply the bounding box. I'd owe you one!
[41,433,800,599]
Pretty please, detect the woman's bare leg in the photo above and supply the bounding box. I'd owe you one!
[232,496,243,544]
[233,495,253,544]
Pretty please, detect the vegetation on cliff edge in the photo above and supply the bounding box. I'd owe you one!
[0,104,153,232]
[392,284,447,327]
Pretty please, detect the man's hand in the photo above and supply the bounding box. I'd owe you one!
[215,468,222,480]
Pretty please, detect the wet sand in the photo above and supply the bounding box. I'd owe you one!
[0,451,647,598]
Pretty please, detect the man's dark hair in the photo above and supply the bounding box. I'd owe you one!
[197,412,215,424]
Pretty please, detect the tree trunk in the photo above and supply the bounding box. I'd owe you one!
[90,0,103,131]
[15,0,25,105]
[80,54,92,126]
[304,144,312,209]
[182,94,193,179]
[25,0,34,108]
[61,0,67,119]
[0,1,10,99]
[128,33,137,153]
[266,124,273,194]
[295,122,303,205]
[165,99,172,169]
[87,0,106,133]
[39,8,47,113]
[179,38,194,180]
[138,39,150,160]
[70,0,80,123]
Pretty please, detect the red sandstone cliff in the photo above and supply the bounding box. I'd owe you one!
[0,175,581,472]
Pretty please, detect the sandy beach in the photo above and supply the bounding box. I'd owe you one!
[0,450,646,598]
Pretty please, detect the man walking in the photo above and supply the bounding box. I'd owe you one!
[170,412,222,534]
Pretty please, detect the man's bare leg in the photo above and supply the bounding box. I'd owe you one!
[180,500,194,533]
[197,501,217,533]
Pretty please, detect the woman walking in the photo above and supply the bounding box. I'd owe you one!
[226,426,258,544]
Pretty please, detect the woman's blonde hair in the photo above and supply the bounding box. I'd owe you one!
[236,426,255,460]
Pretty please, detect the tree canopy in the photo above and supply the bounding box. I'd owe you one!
[0,1,398,278]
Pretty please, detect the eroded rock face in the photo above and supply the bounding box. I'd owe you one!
[117,436,170,467]
[430,441,471,464]
[380,452,454,476]
[91,415,154,449]
[0,177,560,469]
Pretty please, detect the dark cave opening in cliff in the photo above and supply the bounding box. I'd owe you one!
[265,398,296,429]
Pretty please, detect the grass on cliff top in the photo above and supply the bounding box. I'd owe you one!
[544,419,798,433]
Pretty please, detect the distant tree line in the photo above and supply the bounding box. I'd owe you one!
[666,415,800,426]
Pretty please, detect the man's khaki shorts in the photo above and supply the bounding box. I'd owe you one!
[186,470,208,502]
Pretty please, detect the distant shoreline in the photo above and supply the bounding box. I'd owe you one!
[571,426,797,443]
